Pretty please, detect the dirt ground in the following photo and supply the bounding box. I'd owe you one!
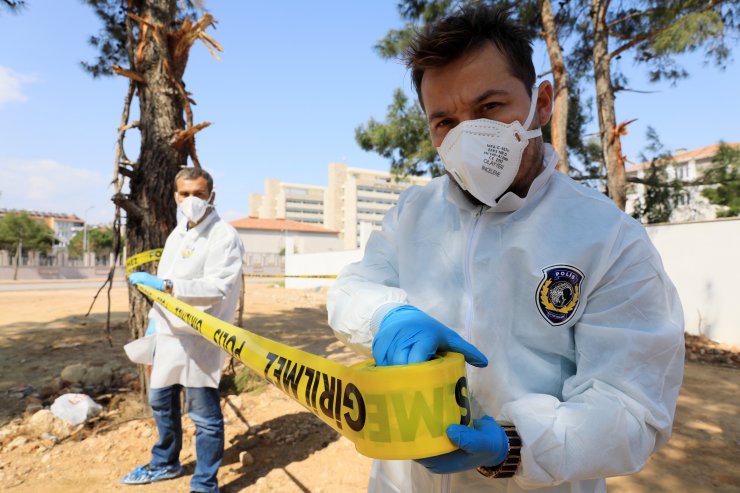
[0,283,738,493]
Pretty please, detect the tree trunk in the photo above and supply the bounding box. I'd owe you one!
[539,0,570,174]
[591,0,627,210]
[13,238,21,281]
[125,0,189,395]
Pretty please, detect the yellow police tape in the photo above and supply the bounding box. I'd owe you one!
[125,249,163,274]
[134,283,471,460]
[125,250,336,279]
[244,274,337,279]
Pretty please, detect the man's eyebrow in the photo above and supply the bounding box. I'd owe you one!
[474,88,509,104]
[427,88,510,122]
[428,110,448,122]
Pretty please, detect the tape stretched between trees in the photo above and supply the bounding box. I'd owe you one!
[127,248,472,460]
[125,249,337,279]
[125,249,163,274]
[128,250,473,458]
[244,274,337,279]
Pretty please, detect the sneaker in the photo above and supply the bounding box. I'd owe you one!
[120,463,185,485]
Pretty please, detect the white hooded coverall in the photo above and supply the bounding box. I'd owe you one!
[328,145,685,493]
[128,210,245,389]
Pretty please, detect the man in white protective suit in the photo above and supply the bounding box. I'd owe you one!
[122,167,244,493]
[327,5,684,493]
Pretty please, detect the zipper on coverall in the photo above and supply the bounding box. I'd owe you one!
[441,205,485,493]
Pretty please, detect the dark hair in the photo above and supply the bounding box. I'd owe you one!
[404,5,536,109]
[175,167,214,193]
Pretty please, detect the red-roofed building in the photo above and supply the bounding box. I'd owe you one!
[230,217,343,273]
[625,143,740,222]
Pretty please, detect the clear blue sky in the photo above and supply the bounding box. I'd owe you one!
[1,1,738,225]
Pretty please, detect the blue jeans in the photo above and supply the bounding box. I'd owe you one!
[149,385,224,493]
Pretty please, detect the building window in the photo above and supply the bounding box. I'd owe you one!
[674,163,689,181]
[675,192,690,206]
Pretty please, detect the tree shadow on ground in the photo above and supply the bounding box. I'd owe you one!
[607,362,740,493]
[215,411,341,492]
[0,311,133,426]
[238,306,365,366]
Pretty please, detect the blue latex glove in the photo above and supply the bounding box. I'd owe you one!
[417,416,509,474]
[372,305,488,367]
[128,272,164,291]
[144,319,156,336]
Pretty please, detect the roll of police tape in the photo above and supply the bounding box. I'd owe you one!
[125,249,163,275]
[135,283,472,460]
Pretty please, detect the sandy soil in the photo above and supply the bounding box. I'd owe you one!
[0,284,738,493]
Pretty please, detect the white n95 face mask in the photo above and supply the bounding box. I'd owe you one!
[179,192,213,223]
[437,86,542,206]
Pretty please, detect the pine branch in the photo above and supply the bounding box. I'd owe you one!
[112,193,144,220]
[608,0,724,60]
[111,64,145,83]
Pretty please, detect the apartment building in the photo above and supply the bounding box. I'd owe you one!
[248,164,430,250]
[625,143,739,222]
[325,163,430,248]
[249,179,325,225]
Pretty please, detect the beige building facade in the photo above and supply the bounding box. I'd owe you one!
[249,180,325,226]
[249,163,430,249]
[625,143,739,223]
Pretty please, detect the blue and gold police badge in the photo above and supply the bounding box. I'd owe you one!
[537,265,584,326]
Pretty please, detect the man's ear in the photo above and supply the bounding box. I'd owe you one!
[536,80,554,127]
[173,191,179,204]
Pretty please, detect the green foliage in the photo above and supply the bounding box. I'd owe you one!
[0,0,26,14]
[701,143,740,217]
[542,80,600,176]
[68,226,115,257]
[81,0,202,77]
[355,89,442,177]
[630,127,684,224]
[631,163,680,224]
[0,212,54,254]
[575,1,739,88]
[374,0,454,60]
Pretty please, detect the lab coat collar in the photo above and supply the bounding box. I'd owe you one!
[445,143,560,213]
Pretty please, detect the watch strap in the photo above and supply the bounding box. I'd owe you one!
[476,424,521,479]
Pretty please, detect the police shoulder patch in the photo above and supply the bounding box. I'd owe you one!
[536,265,584,326]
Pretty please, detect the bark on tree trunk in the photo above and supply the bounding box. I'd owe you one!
[539,0,570,174]
[125,0,189,396]
[592,0,627,210]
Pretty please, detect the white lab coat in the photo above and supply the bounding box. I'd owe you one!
[128,210,244,389]
[328,145,684,493]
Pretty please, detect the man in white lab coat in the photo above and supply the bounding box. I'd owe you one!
[122,167,244,493]
[328,5,684,493]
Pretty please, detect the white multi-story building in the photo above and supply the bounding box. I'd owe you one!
[325,163,430,248]
[625,143,739,222]
[249,163,430,249]
[249,180,325,226]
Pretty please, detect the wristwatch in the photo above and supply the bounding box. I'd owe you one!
[476,424,521,479]
[162,279,173,294]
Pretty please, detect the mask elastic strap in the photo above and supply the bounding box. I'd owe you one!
[522,85,541,139]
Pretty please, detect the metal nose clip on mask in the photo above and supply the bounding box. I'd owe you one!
[436,86,542,207]
[179,192,214,224]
